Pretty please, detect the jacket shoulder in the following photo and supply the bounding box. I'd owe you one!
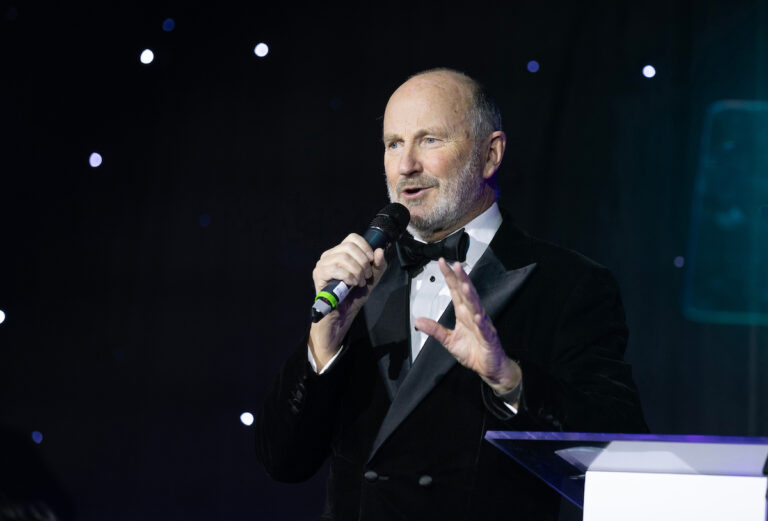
[494,214,613,284]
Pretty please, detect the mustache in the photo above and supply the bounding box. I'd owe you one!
[395,176,440,192]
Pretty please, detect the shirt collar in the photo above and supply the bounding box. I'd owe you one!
[410,202,503,271]
[462,202,503,270]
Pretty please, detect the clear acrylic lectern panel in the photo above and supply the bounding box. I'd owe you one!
[485,431,768,521]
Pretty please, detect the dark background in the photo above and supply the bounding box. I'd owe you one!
[1,2,767,519]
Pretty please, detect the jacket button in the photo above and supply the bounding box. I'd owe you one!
[418,474,433,487]
[364,470,378,482]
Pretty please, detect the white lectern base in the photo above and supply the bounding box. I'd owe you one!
[584,471,768,521]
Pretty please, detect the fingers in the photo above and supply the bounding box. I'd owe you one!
[314,234,375,291]
[341,233,375,261]
[437,259,465,308]
[438,258,483,317]
[314,255,368,289]
[319,234,373,265]
[414,317,450,346]
[436,258,499,346]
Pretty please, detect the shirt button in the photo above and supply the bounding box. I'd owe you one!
[429,275,436,282]
[364,470,379,482]
[418,474,433,487]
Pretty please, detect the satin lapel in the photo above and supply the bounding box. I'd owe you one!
[363,255,411,403]
[367,245,537,462]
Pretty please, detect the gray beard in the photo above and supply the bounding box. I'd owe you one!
[387,149,485,241]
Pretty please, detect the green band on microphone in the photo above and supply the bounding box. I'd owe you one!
[315,291,338,308]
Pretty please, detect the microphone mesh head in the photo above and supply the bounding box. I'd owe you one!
[369,203,410,240]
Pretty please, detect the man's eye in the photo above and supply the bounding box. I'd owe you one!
[424,137,438,144]
[388,141,401,150]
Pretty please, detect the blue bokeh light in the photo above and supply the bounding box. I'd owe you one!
[31,431,43,444]
[674,256,685,268]
[199,214,211,227]
[162,18,175,32]
[527,60,540,73]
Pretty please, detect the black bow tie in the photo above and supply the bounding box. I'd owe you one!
[396,230,470,277]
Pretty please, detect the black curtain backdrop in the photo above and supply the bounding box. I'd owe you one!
[1,2,767,519]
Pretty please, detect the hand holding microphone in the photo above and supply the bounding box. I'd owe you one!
[308,203,409,369]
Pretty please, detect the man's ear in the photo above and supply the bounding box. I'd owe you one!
[483,130,506,180]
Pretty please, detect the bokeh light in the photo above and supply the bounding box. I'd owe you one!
[89,152,102,168]
[0,309,5,325]
[240,412,254,426]
[254,43,269,58]
[140,49,155,64]
[643,65,656,78]
[162,18,175,32]
[199,214,211,227]
[527,60,540,73]
[674,256,685,268]
[31,431,43,444]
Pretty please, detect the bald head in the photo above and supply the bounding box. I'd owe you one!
[402,68,503,142]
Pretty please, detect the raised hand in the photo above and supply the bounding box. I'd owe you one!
[414,259,521,398]
[309,234,387,371]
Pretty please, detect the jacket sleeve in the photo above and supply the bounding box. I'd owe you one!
[486,266,648,433]
[254,334,348,483]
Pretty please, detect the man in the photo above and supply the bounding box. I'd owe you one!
[256,68,646,521]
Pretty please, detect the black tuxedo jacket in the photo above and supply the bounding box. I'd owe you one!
[256,213,647,521]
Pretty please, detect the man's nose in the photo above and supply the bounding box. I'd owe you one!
[398,143,422,176]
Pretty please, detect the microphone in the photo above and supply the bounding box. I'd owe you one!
[312,203,410,323]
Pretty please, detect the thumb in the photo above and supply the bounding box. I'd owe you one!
[370,248,388,282]
[414,317,451,347]
[373,247,387,269]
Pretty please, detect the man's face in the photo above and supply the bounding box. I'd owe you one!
[382,74,485,239]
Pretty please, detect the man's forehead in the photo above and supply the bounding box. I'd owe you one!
[390,72,472,110]
[383,73,473,134]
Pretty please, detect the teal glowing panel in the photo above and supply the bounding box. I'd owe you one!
[684,100,768,325]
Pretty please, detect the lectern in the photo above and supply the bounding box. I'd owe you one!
[485,431,768,521]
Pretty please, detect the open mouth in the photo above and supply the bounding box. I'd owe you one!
[401,187,431,198]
